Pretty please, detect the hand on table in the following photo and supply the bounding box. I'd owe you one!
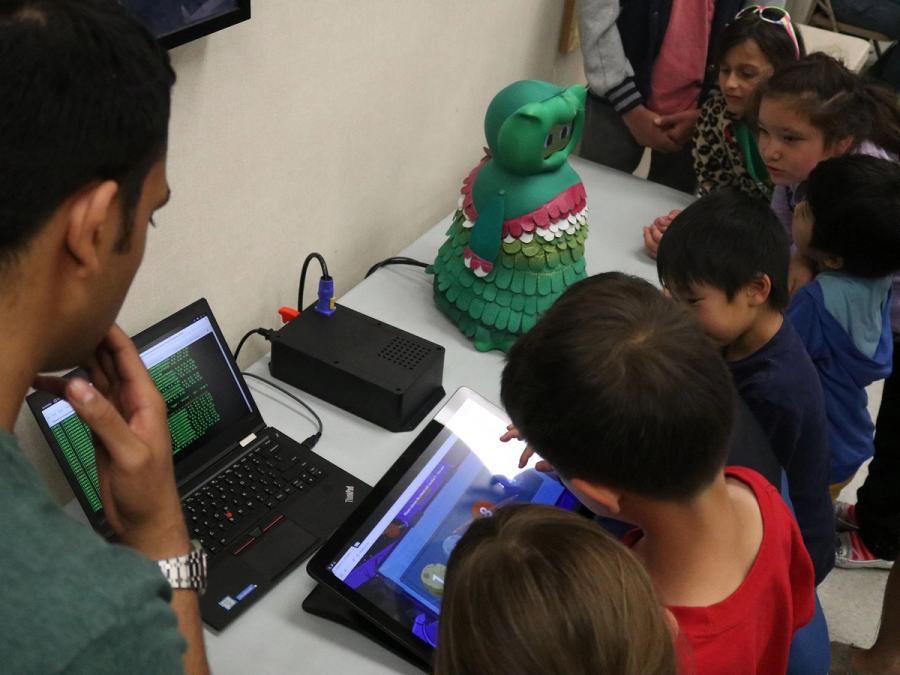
[643,209,682,259]
[34,325,189,561]
[499,424,554,473]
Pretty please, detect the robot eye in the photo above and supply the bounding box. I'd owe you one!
[561,124,571,139]
[544,133,554,148]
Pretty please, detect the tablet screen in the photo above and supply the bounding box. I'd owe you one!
[318,388,580,651]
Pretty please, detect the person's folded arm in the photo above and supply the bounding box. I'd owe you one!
[579,0,642,114]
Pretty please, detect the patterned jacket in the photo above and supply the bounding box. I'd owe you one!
[692,94,772,201]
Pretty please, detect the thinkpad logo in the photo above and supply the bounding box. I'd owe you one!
[345,486,355,503]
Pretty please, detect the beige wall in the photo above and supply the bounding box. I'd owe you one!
[16,0,586,503]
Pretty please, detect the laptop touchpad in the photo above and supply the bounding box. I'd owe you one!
[242,519,319,580]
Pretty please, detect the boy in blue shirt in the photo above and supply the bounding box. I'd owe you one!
[786,155,900,551]
[657,189,834,583]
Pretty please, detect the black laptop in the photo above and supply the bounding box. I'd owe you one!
[27,298,370,630]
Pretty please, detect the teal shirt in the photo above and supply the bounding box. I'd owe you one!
[0,431,185,674]
[817,271,893,358]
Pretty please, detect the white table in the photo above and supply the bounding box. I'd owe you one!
[204,158,693,673]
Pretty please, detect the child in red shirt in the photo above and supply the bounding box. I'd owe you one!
[501,272,815,674]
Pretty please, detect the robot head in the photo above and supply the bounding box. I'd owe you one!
[483,80,587,175]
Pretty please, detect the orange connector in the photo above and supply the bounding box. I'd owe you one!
[277,306,300,323]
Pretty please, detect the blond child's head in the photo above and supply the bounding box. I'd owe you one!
[434,504,677,675]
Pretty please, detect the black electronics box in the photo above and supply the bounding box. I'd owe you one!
[269,305,445,431]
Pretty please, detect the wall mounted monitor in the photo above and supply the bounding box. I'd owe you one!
[121,0,251,49]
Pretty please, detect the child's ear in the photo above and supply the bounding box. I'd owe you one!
[831,135,854,157]
[821,253,843,271]
[568,478,623,514]
[744,273,772,307]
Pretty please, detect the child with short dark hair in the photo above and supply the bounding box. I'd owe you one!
[656,188,834,583]
[501,272,815,674]
[434,504,677,675]
[787,155,900,515]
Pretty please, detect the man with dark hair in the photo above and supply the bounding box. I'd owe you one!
[0,1,208,672]
[501,272,815,673]
[656,188,834,583]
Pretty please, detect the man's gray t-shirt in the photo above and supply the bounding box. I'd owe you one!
[0,430,185,673]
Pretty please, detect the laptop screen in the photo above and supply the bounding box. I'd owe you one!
[33,304,256,514]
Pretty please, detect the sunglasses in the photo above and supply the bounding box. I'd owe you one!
[736,5,801,60]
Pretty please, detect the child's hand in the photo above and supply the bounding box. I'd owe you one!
[788,253,817,296]
[500,424,554,472]
[643,209,681,259]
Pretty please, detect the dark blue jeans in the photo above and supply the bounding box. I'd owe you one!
[869,44,900,92]
[855,337,900,560]
[829,0,900,91]
[829,0,900,37]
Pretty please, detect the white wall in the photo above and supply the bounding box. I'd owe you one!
[16,0,586,503]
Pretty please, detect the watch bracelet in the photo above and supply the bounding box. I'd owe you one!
[156,540,208,593]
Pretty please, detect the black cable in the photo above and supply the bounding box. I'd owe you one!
[365,256,429,278]
[241,371,324,439]
[298,252,331,311]
[233,328,272,363]
[232,328,323,443]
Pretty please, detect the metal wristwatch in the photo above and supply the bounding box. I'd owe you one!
[157,540,208,594]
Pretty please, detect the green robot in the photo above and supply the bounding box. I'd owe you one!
[429,80,589,352]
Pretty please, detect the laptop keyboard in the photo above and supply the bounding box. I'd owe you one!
[183,435,325,556]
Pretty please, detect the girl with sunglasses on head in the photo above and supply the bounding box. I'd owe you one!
[643,5,803,259]
[695,6,803,201]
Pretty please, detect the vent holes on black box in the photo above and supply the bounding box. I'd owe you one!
[378,336,431,370]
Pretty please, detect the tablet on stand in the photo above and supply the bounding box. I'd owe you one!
[304,387,585,670]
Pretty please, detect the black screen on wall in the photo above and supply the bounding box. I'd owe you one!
[120,0,251,49]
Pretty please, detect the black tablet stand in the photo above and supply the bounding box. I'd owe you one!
[302,584,429,672]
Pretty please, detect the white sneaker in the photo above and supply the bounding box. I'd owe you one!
[834,501,859,532]
[835,531,894,570]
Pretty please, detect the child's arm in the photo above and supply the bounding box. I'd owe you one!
[642,209,682,259]
[743,391,832,583]
[786,285,827,362]
[770,186,794,235]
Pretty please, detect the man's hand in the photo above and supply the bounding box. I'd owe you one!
[654,108,700,148]
[34,325,189,561]
[499,425,554,472]
[622,105,681,153]
[789,253,817,296]
[643,208,682,259]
